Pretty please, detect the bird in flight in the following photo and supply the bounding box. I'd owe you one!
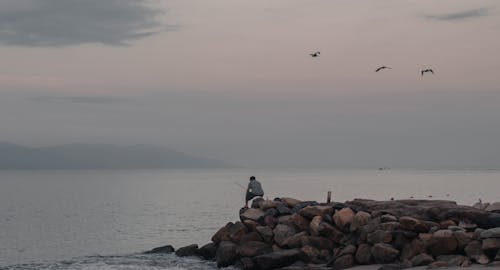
[375,66,392,72]
[421,69,434,76]
[310,51,320,57]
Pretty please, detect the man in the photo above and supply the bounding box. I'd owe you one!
[245,176,264,208]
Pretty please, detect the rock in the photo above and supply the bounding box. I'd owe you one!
[458,221,477,231]
[278,215,293,226]
[301,245,320,263]
[479,227,500,239]
[229,222,249,242]
[371,243,400,263]
[241,208,266,223]
[281,197,302,208]
[292,201,318,213]
[486,202,500,212]
[244,220,260,232]
[277,205,293,216]
[252,198,265,208]
[427,261,448,269]
[464,240,490,265]
[290,213,310,231]
[299,205,334,219]
[332,254,354,269]
[439,220,456,229]
[376,222,401,231]
[410,253,434,266]
[400,239,426,261]
[392,230,411,250]
[260,200,281,210]
[461,258,472,267]
[333,208,355,230]
[310,216,322,236]
[427,230,458,256]
[256,226,274,243]
[273,224,297,247]
[495,249,500,261]
[367,230,392,244]
[350,211,371,232]
[283,231,308,248]
[482,237,500,250]
[301,236,334,250]
[238,257,255,270]
[264,215,278,228]
[216,241,239,267]
[436,255,468,266]
[175,244,199,257]
[355,243,372,264]
[253,249,303,270]
[265,208,280,217]
[381,214,398,223]
[237,241,273,257]
[212,222,233,244]
[241,231,264,243]
[144,245,175,254]
[197,242,217,260]
[316,221,344,243]
[399,216,429,233]
[447,226,464,232]
[419,233,432,242]
[339,244,357,256]
[453,231,472,248]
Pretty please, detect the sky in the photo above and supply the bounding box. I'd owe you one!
[0,0,499,168]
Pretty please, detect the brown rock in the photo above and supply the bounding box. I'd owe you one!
[198,242,217,260]
[260,200,281,210]
[273,224,297,247]
[482,237,500,250]
[300,245,320,263]
[253,249,303,270]
[333,254,354,269]
[309,215,322,236]
[212,222,233,244]
[243,220,259,232]
[299,205,334,219]
[333,208,355,230]
[256,226,274,243]
[464,240,490,265]
[241,231,264,243]
[264,215,278,228]
[301,236,334,250]
[317,221,344,243]
[400,239,427,261]
[371,243,400,263]
[399,216,429,233]
[241,208,266,223]
[427,230,458,256]
[229,222,248,242]
[419,233,433,242]
[376,221,401,231]
[237,241,273,257]
[350,211,371,232]
[410,253,434,266]
[355,243,372,264]
[453,231,473,248]
[283,231,308,248]
[278,215,293,226]
[439,220,456,229]
[216,241,239,267]
[367,230,392,244]
[281,197,302,208]
[289,213,310,231]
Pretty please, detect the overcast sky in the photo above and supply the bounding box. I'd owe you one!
[1,0,499,168]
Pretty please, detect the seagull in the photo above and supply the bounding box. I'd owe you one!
[310,51,320,58]
[375,66,392,72]
[421,69,434,76]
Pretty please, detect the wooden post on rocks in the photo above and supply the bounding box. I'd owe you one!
[327,191,332,203]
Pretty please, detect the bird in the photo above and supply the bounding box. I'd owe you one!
[421,69,434,76]
[310,51,320,57]
[375,66,392,72]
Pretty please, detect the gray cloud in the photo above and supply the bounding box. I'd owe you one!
[29,96,128,104]
[426,7,490,21]
[0,0,170,47]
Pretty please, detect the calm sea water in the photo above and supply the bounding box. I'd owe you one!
[1,169,499,269]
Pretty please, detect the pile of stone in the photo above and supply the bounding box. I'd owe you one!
[147,198,500,270]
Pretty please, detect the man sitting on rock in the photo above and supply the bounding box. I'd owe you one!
[245,176,264,208]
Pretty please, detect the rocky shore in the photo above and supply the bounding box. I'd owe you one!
[147,198,500,269]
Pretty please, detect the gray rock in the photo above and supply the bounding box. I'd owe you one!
[281,197,302,208]
[301,236,334,250]
[482,237,500,250]
[427,230,457,256]
[197,242,217,260]
[289,213,310,231]
[283,231,308,248]
[256,226,274,243]
[355,243,372,265]
[229,222,248,242]
[175,244,199,257]
[144,245,175,254]
[254,249,303,270]
[350,211,371,232]
[241,208,266,223]
[426,261,448,269]
[400,239,426,261]
[436,255,468,266]
[260,200,281,210]
[273,224,297,247]
[277,205,293,216]
[453,230,473,248]
[464,240,490,265]
[371,243,400,264]
[339,244,357,256]
[376,221,401,231]
[241,231,264,243]
[458,221,477,231]
[243,220,260,232]
[265,208,280,217]
[367,230,392,244]
[252,198,265,208]
[237,241,273,257]
[410,253,434,266]
[381,214,398,223]
[238,257,255,270]
[332,254,354,269]
[216,241,239,267]
[479,227,500,239]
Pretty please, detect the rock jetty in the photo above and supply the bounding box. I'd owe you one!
[147,198,500,269]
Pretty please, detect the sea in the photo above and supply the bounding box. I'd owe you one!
[1,169,499,269]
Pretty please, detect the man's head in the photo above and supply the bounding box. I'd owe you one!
[250,176,256,181]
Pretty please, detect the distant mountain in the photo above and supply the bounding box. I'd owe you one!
[0,142,231,169]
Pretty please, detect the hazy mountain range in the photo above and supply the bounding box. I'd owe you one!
[0,142,231,169]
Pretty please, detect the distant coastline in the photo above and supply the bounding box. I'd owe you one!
[0,142,233,170]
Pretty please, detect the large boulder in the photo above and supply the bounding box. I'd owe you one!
[310,216,323,236]
[400,239,426,261]
[216,241,239,267]
[277,205,293,216]
[427,229,458,256]
[333,208,355,230]
[241,208,266,223]
[355,243,372,264]
[283,231,308,248]
[371,243,400,264]
[197,242,217,260]
[175,244,198,257]
[256,226,274,243]
[144,245,175,254]
[273,224,297,247]
[479,227,500,239]
[212,222,233,244]
[399,216,429,233]
[237,241,273,257]
[350,211,371,232]
[253,249,303,270]
[464,240,490,265]
[229,222,248,242]
[243,220,259,232]
[366,230,392,244]
[453,230,473,248]
[299,205,333,219]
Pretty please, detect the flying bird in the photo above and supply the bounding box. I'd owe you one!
[375,66,392,72]
[310,51,320,57]
[421,69,434,76]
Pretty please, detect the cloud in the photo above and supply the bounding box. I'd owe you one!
[426,7,490,21]
[0,0,171,47]
[29,96,128,104]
